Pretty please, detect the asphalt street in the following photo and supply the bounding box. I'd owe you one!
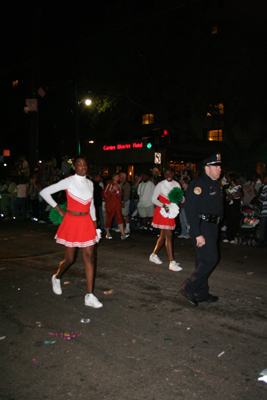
[0,220,267,400]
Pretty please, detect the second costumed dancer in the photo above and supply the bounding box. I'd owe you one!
[40,155,103,308]
[149,167,184,271]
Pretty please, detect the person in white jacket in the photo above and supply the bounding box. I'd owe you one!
[40,155,102,309]
[137,172,155,232]
[149,167,184,272]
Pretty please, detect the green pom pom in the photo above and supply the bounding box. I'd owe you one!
[49,203,67,225]
[168,187,184,204]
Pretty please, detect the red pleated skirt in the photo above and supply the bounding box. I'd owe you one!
[55,213,97,248]
[151,194,176,230]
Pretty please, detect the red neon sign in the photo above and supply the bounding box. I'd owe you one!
[117,143,131,149]
[103,145,116,151]
[133,142,143,148]
[103,142,143,151]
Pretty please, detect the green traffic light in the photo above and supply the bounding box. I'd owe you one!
[147,142,152,149]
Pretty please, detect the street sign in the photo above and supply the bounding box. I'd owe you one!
[25,99,38,112]
[154,152,161,164]
[38,87,46,98]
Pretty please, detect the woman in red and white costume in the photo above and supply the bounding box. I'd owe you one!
[40,155,103,308]
[150,167,184,272]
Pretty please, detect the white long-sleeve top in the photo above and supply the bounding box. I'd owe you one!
[152,179,183,207]
[137,180,155,207]
[40,174,96,220]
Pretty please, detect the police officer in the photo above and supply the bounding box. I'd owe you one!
[180,154,223,307]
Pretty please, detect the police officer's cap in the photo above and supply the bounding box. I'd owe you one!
[201,154,221,166]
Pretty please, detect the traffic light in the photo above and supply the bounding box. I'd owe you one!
[146,134,155,149]
[162,129,168,137]
[159,129,170,148]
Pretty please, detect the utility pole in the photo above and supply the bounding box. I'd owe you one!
[28,0,41,168]
[75,80,81,155]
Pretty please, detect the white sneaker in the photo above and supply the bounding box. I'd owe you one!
[149,253,162,264]
[84,294,103,308]
[125,228,131,234]
[52,274,62,295]
[121,234,129,240]
[112,228,120,232]
[223,239,229,243]
[230,240,235,244]
[169,261,182,272]
[106,233,112,239]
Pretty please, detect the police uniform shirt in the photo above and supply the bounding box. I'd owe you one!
[184,173,223,238]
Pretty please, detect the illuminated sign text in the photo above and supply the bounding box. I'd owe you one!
[103,142,143,151]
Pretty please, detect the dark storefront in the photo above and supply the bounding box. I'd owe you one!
[86,139,166,180]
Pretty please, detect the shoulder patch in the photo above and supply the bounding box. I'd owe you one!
[194,187,202,195]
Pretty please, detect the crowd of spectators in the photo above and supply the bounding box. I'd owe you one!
[131,166,267,247]
[0,155,266,247]
[0,155,73,221]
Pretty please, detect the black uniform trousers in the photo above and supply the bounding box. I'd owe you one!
[182,221,219,300]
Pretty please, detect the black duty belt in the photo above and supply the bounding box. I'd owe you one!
[199,213,220,224]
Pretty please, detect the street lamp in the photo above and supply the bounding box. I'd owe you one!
[76,98,92,154]
[78,98,92,106]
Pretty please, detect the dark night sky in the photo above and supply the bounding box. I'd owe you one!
[1,0,267,166]
[2,0,267,80]
[2,0,218,73]
[1,1,115,71]
[1,0,122,161]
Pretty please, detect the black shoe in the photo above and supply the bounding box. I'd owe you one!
[180,287,198,307]
[198,294,219,303]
